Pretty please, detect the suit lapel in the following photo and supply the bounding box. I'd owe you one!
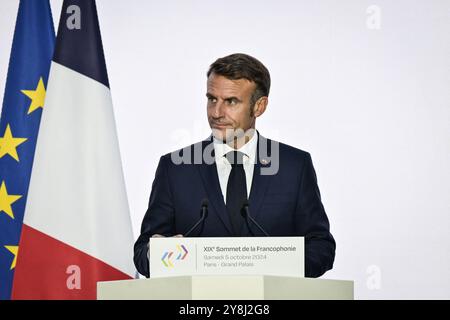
[242,134,273,234]
[196,138,234,235]
[196,133,274,236]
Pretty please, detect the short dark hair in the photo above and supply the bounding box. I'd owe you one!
[207,53,271,107]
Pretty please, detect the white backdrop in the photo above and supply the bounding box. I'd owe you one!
[1,0,449,299]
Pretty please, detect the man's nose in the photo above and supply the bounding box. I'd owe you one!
[211,101,225,118]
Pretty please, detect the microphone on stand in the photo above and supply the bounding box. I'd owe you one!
[241,199,270,237]
[184,198,209,237]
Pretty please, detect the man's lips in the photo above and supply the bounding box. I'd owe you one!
[211,123,231,129]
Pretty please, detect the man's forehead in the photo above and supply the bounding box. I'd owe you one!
[207,74,255,94]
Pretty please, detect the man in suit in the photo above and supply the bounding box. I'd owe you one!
[134,53,335,278]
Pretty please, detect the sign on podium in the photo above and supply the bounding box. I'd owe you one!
[97,236,354,300]
[149,237,304,278]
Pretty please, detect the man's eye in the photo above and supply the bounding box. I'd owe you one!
[227,99,237,105]
[208,97,217,103]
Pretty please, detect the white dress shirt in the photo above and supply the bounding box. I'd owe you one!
[213,132,258,204]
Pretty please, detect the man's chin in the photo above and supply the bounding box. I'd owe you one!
[211,128,228,142]
[211,128,256,144]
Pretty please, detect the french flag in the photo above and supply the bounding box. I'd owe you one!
[12,0,135,299]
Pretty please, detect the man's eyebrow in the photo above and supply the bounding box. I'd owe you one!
[206,93,242,102]
[224,96,242,102]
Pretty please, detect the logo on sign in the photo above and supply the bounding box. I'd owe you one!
[161,244,189,268]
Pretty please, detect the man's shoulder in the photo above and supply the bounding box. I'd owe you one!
[263,136,311,161]
[261,138,313,177]
[159,135,312,165]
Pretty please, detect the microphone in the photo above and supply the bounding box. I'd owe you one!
[184,198,209,237]
[241,199,270,237]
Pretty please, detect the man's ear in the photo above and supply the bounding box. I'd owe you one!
[253,96,268,118]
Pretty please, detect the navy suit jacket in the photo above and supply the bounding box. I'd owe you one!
[134,133,335,278]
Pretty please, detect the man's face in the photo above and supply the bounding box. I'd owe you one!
[206,73,257,143]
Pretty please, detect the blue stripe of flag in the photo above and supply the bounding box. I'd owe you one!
[54,0,110,88]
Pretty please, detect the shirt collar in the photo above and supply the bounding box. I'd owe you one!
[213,131,258,164]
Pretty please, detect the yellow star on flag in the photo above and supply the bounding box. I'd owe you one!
[4,246,19,270]
[0,181,22,219]
[21,77,46,114]
[0,124,28,162]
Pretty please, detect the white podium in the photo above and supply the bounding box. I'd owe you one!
[97,275,354,300]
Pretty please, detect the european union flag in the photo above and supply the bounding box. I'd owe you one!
[0,0,55,300]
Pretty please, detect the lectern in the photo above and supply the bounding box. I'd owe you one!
[97,275,354,300]
[100,237,353,300]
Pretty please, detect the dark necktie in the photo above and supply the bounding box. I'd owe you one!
[225,151,248,236]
